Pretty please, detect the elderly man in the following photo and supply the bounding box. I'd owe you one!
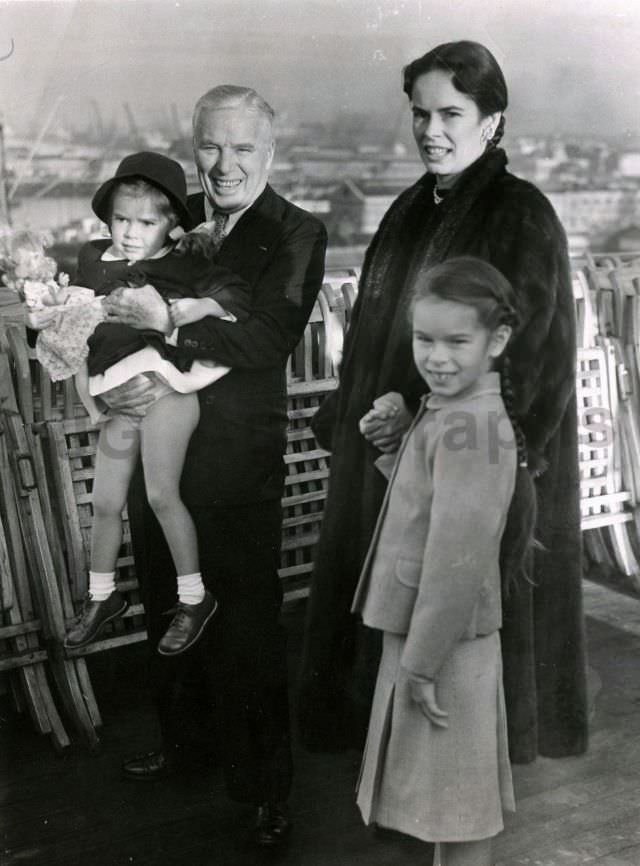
[102,85,327,846]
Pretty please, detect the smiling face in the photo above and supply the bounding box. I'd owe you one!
[412,295,510,398]
[109,189,175,262]
[411,69,499,187]
[193,102,275,213]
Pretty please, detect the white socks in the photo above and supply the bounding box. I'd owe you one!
[89,571,206,605]
[89,570,116,601]
[177,572,206,606]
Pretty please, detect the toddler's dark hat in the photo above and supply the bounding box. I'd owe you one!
[91,151,192,229]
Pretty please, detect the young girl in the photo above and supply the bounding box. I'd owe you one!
[352,256,536,866]
[28,152,251,658]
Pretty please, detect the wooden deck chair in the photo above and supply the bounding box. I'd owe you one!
[0,325,106,741]
[588,263,640,499]
[0,408,101,748]
[607,266,640,549]
[280,279,343,600]
[0,354,70,749]
[0,273,346,743]
[578,261,640,576]
[576,345,640,583]
[0,422,70,749]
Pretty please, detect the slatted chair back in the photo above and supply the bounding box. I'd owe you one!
[46,416,146,647]
[322,268,360,327]
[280,276,351,599]
[583,263,640,501]
[576,345,640,581]
[585,252,640,271]
[1,322,84,423]
[280,385,333,601]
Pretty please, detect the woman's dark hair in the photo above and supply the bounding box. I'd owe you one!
[410,256,536,593]
[402,40,508,148]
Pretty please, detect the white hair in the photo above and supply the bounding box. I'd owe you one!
[192,85,275,133]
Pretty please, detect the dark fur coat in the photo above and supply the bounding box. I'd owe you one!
[298,148,587,763]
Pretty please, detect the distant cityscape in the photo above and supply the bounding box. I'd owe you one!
[3,114,640,272]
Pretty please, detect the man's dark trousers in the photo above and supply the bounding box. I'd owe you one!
[129,475,293,805]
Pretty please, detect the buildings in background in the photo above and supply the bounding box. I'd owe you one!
[4,123,640,258]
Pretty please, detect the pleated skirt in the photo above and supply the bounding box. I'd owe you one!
[357,630,515,843]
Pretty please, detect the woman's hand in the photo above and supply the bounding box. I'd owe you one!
[358,391,412,453]
[103,284,172,334]
[98,374,157,418]
[409,677,449,728]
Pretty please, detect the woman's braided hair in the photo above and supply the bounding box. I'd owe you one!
[410,256,537,593]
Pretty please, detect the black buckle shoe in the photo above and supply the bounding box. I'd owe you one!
[255,802,291,847]
[64,590,128,649]
[157,591,217,656]
[122,750,169,781]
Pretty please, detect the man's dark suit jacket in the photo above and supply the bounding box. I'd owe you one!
[172,184,327,507]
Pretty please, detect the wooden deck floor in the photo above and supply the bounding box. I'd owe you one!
[3,580,640,866]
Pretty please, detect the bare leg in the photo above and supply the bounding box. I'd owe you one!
[440,838,494,866]
[91,415,140,572]
[139,391,200,576]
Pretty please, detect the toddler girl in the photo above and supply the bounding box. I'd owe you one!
[29,152,251,657]
[352,256,536,866]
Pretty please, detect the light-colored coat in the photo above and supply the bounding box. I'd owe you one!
[352,372,516,680]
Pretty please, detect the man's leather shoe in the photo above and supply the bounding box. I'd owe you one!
[255,803,291,847]
[157,591,217,656]
[64,590,128,649]
[122,750,169,781]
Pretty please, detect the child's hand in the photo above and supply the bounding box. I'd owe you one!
[169,297,226,327]
[359,391,412,453]
[409,677,449,728]
[372,392,403,418]
[168,298,206,327]
[24,306,58,330]
[359,394,402,433]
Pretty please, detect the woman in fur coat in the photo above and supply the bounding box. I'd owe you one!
[299,40,587,765]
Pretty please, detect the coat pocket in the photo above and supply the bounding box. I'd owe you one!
[395,558,422,588]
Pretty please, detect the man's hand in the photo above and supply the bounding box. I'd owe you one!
[409,678,449,728]
[99,375,157,418]
[359,391,412,453]
[103,284,172,334]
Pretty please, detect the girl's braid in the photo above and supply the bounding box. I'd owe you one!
[499,308,528,469]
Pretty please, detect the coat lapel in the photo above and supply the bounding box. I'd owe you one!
[187,186,284,284]
[352,398,429,612]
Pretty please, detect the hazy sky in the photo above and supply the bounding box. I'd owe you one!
[2,0,639,140]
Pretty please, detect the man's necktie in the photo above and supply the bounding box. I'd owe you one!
[210,211,229,253]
